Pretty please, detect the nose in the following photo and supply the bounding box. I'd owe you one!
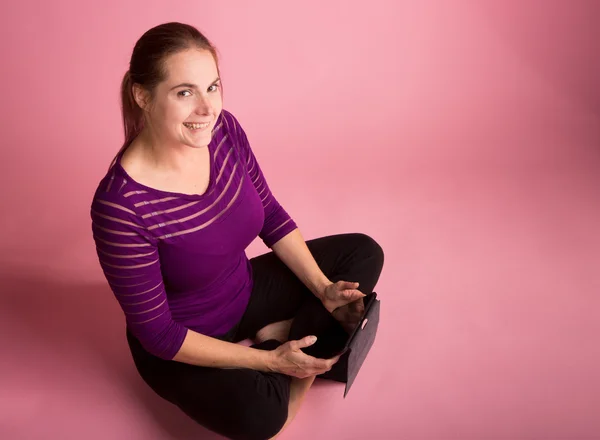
[194,95,213,115]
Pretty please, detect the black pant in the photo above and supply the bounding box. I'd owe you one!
[126,233,384,440]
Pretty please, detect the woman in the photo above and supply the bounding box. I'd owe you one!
[90,22,384,440]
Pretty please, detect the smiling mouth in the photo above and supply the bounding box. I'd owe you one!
[183,122,210,130]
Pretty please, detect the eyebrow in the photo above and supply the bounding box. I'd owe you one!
[170,77,221,91]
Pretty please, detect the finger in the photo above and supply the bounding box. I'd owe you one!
[344,289,366,300]
[320,352,341,365]
[313,359,333,371]
[348,297,364,310]
[337,281,360,290]
[308,356,340,375]
[327,358,341,370]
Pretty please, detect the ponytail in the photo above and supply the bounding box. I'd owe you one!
[109,71,144,169]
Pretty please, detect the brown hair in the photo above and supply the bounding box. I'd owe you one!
[114,22,220,164]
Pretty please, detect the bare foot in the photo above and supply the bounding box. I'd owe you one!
[254,318,294,344]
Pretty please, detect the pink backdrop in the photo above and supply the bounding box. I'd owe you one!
[1,1,599,439]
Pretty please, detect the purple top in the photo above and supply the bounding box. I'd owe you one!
[90,110,297,360]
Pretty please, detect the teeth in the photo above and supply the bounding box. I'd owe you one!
[184,122,209,130]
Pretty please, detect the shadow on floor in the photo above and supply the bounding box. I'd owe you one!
[0,264,222,439]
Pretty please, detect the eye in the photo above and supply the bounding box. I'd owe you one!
[178,90,192,97]
[208,83,221,93]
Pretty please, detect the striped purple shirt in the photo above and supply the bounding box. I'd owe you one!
[90,110,297,360]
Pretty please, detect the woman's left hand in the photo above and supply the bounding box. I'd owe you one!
[320,281,365,313]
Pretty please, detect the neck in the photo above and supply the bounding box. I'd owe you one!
[139,126,207,172]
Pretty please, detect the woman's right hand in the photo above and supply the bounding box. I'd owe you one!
[267,336,341,379]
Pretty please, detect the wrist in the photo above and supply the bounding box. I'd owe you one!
[313,279,333,302]
[315,280,339,313]
[260,348,278,373]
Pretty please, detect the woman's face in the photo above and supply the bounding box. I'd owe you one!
[139,48,223,150]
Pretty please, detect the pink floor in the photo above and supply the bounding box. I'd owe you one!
[2,156,599,439]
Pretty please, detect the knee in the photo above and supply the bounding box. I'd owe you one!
[184,396,288,440]
[352,233,385,266]
[234,399,288,440]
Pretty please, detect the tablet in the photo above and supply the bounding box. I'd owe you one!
[291,292,378,361]
[288,292,381,397]
[337,292,378,355]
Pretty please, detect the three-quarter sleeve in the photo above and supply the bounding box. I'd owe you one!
[227,111,298,247]
[90,192,188,360]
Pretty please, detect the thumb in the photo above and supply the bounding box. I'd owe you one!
[298,335,317,348]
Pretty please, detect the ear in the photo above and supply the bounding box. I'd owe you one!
[132,83,151,111]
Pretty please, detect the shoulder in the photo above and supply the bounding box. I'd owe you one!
[219,109,252,161]
[219,109,247,138]
[90,170,154,243]
[220,108,238,127]
[90,164,140,220]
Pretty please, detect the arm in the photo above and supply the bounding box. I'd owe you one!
[270,229,364,314]
[228,111,332,303]
[90,190,272,369]
[271,228,331,302]
[173,330,272,370]
[228,111,362,312]
[229,110,299,248]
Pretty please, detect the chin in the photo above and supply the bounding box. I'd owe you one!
[189,139,211,149]
[179,133,212,149]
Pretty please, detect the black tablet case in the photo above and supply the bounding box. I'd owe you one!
[287,292,380,397]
